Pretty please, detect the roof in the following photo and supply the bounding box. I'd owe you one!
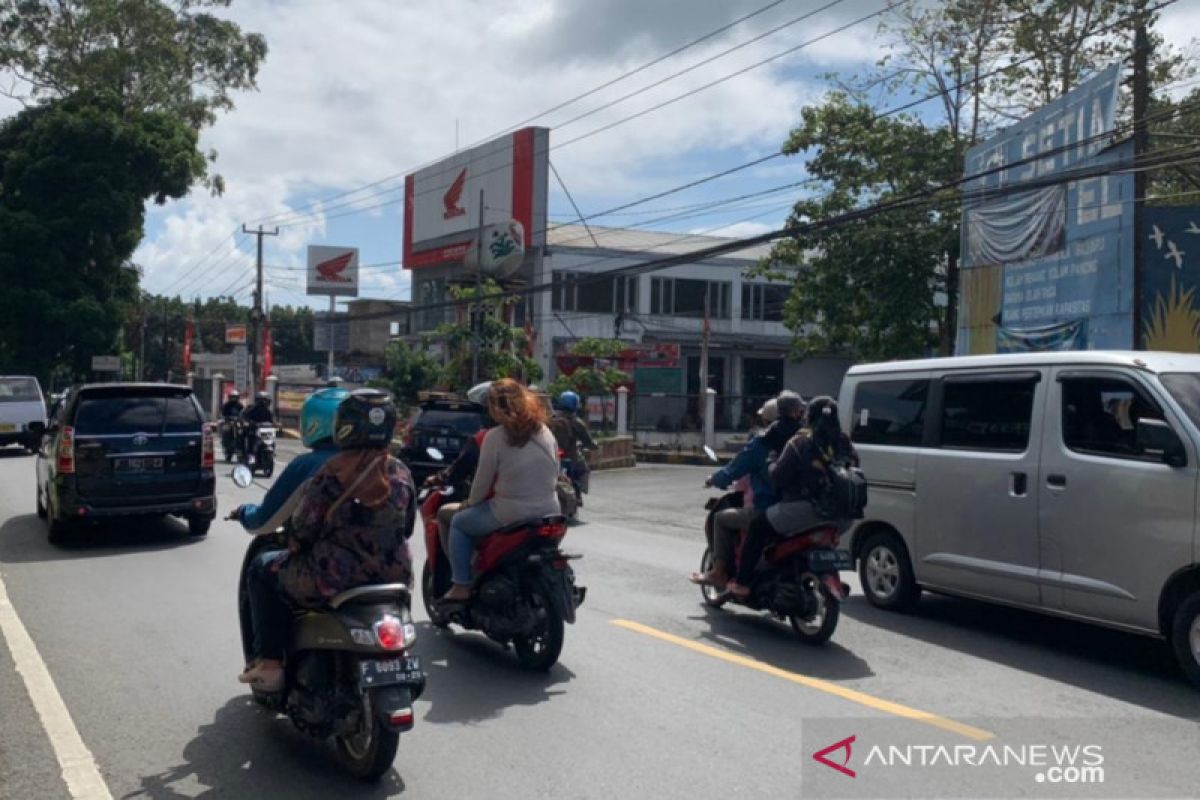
[847,351,1200,376]
[545,223,776,261]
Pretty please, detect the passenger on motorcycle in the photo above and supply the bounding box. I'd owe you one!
[439,378,560,604]
[424,382,495,554]
[235,388,415,691]
[690,391,805,591]
[548,390,596,494]
[727,396,858,599]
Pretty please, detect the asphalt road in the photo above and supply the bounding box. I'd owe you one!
[1,443,1199,799]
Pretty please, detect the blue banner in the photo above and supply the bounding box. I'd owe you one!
[1141,207,1200,351]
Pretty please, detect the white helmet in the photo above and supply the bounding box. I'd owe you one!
[757,398,779,424]
[466,382,491,405]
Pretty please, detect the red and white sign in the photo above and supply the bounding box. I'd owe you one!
[225,324,248,345]
[404,127,548,270]
[307,245,360,297]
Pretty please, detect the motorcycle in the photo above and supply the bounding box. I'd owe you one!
[220,417,239,462]
[240,422,277,478]
[229,464,426,781]
[418,449,586,670]
[698,447,852,645]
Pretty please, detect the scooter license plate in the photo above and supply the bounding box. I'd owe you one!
[359,656,424,687]
[808,549,854,571]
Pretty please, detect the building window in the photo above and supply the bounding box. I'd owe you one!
[852,379,929,447]
[742,282,790,322]
[415,278,448,331]
[650,278,730,319]
[940,377,1036,452]
[552,271,638,314]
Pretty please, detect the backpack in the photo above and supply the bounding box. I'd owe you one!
[815,445,868,521]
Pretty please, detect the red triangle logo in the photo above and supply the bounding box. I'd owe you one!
[813,735,857,778]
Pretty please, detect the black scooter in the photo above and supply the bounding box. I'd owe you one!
[230,465,425,781]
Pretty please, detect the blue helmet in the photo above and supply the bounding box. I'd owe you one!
[301,387,350,447]
[557,390,580,413]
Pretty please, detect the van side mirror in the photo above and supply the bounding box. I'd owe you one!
[1137,418,1187,467]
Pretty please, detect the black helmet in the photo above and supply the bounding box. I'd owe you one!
[806,395,839,428]
[776,390,805,419]
[255,391,271,404]
[333,389,397,450]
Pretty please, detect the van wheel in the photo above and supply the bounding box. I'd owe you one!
[859,532,920,611]
[1171,592,1200,688]
[46,500,72,546]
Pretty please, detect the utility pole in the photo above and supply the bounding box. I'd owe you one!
[1131,4,1151,349]
[471,189,484,385]
[242,224,278,396]
[699,288,710,426]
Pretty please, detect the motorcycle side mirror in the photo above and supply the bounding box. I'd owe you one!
[703,445,719,463]
[441,486,455,497]
[231,464,254,488]
[427,447,444,461]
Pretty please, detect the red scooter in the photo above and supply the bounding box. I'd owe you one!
[699,448,851,644]
[418,482,586,670]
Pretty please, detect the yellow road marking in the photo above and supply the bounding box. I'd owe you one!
[611,618,994,742]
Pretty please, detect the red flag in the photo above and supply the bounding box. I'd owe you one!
[261,319,273,382]
[182,319,194,372]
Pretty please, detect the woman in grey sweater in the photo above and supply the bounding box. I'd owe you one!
[441,379,561,602]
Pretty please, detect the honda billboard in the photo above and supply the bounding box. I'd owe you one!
[403,127,549,270]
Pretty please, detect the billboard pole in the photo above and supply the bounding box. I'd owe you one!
[327,295,336,379]
[472,188,484,385]
[243,224,278,396]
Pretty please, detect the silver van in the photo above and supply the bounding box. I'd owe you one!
[0,375,47,452]
[838,351,1200,685]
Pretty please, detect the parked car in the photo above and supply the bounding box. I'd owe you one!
[839,351,1200,686]
[0,375,47,453]
[396,393,486,483]
[33,383,217,543]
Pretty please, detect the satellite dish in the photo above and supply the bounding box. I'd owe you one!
[463,220,525,279]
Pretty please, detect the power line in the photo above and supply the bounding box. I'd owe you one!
[243,0,795,229]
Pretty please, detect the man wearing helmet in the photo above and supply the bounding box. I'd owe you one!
[690,391,805,590]
[548,390,596,502]
[239,391,276,461]
[220,390,245,419]
[234,389,415,691]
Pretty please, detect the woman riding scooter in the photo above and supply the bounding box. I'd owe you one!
[234,388,415,691]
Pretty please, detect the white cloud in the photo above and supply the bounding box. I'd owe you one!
[697,220,777,239]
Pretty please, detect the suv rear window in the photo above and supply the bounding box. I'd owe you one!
[416,408,483,436]
[0,377,40,402]
[73,392,201,436]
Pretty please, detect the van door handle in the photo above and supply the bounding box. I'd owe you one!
[1047,474,1067,488]
[1010,471,1027,496]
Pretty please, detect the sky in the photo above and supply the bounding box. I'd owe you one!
[3,0,1198,310]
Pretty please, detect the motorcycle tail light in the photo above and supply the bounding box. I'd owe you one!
[538,522,567,538]
[373,616,407,650]
[388,708,414,727]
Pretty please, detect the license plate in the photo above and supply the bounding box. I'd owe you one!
[359,656,423,687]
[808,549,854,571]
[115,457,164,474]
[0,423,14,433]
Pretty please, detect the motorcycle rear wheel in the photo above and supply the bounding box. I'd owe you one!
[420,562,449,629]
[513,585,564,671]
[698,548,728,609]
[789,575,839,645]
[335,690,400,782]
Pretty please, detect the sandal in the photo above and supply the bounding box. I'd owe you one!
[688,572,728,591]
[238,662,284,692]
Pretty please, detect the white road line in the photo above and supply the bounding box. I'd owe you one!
[0,572,113,800]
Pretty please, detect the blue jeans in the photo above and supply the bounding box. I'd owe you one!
[246,550,291,660]
[448,502,501,586]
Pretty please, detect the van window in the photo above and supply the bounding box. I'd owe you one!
[940,378,1035,451]
[75,396,165,435]
[851,380,928,446]
[0,377,40,402]
[1061,377,1164,459]
[164,396,203,433]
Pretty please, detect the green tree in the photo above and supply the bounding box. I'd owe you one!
[436,282,542,392]
[0,95,206,380]
[373,339,441,412]
[546,338,631,397]
[0,0,267,135]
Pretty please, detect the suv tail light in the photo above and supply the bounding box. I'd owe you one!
[201,423,214,469]
[57,426,76,474]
